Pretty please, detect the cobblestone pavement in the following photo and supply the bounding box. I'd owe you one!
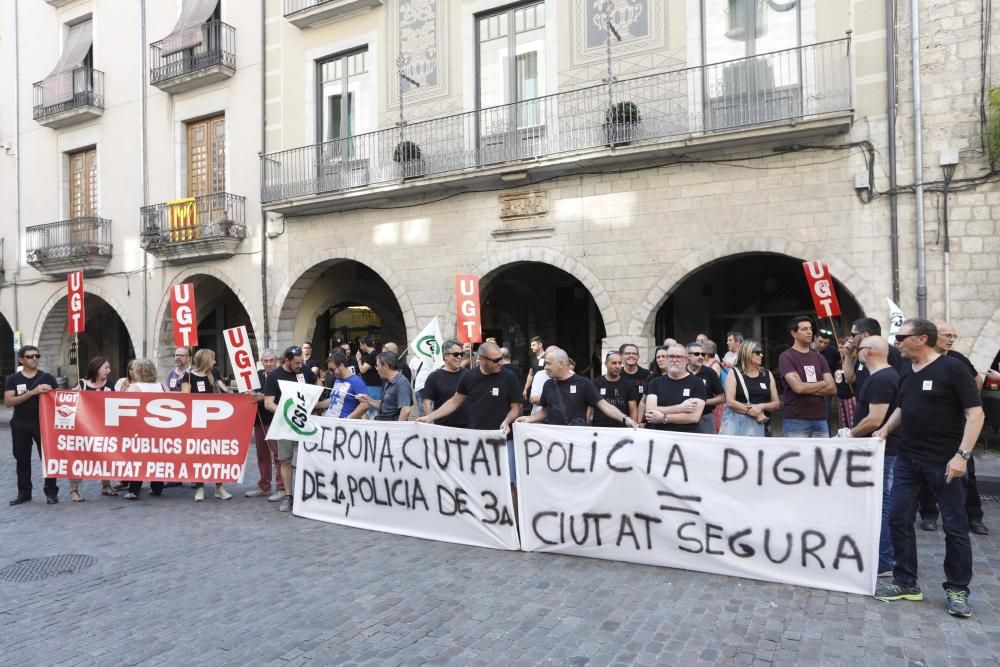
[1,426,999,666]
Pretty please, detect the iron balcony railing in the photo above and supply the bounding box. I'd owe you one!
[32,67,105,120]
[150,20,236,85]
[284,0,336,15]
[140,192,246,248]
[262,39,852,203]
[25,217,112,262]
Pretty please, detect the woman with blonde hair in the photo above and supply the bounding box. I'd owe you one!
[181,348,232,501]
[124,359,166,499]
[720,339,780,437]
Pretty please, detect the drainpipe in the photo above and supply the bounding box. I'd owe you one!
[911,0,927,317]
[141,0,149,356]
[12,0,21,337]
[885,0,900,304]
[260,0,270,348]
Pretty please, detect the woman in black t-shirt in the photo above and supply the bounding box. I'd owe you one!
[720,340,780,437]
[181,349,232,502]
[71,357,116,502]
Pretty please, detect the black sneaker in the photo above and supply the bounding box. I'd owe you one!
[8,496,31,506]
[874,582,923,602]
[968,520,989,536]
[945,589,972,618]
[46,496,59,505]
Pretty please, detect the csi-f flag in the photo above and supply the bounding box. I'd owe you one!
[887,299,905,338]
[265,380,326,442]
[409,317,444,392]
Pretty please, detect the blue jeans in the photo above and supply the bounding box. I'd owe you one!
[889,454,972,594]
[878,454,897,573]
[782,418,828,438]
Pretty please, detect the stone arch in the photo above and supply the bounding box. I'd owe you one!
[444,246,622,338]
[626,238,874,339]
[969,304,1000,372]
[151,267,263,373]
[31,282,137,382]
[272,248,417,348]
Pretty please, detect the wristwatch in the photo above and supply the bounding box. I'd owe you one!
[956,449,972,460]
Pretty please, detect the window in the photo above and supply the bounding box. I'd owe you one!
[476,2,546,135]
[702,0,801,128]
[69,147,97,219]
[187,114,225,198]
[316,49,368,153]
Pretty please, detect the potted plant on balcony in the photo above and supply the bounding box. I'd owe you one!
[605,100,641,146]
[393,140,425,178]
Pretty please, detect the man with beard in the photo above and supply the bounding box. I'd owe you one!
[591,351,639,426]
[643,344,706,432]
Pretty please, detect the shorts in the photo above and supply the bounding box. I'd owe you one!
[277,439,297,461]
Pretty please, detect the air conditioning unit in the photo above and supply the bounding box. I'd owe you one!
[720,58,775,98]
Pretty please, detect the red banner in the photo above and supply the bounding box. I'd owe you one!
[39,391,255,483]
[455,274,482,343]
[67,271,85,334]
[171,282,198,347]
[802,261,842,318]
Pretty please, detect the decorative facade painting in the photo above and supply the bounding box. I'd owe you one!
[386,0,453,112]
[586,0,650,48]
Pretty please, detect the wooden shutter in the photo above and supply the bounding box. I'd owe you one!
[69,148,97,219]
[187,114,225,198]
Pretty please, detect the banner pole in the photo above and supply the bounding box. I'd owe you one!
[75,332,80,386]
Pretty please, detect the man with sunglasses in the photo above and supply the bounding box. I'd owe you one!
[421,340,469,427]
[5,346,59,505]
[687,342,724,434]
[843,317,903,394]
[874,319,984,618]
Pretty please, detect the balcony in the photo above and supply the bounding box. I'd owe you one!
[33,67,104,129]
[140,192,246,264]
[149,20,235,94]
[26,217,112,275]
[283,0,383,29]
[262,39,853,215]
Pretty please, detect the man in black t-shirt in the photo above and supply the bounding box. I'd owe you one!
[356,337,381,416]
[592,352,639,427]
[4,346,60,505]
[687,342,724,434]
[421,339,468,427]
[264,345,323,513]
[644,344,707,433]
[619,343,651,400]
[517,348,637,428]
[848,336,901,576]
[843,317,903,394]
[874,319,984,618]
[521,336,546,401]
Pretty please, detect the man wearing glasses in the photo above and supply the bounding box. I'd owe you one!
[686,342,724,434]
[5,346,59,505]
[421,340,469,427]
[619,343,651,401]
[842,317,903,394]
[917,322,989,535]
[643,344,707,432]
[165,346,191,392]
[874,319,984,618]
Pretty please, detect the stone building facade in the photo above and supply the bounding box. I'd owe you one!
[1,0,998,382]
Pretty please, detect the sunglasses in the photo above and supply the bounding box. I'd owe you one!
[894,334,917,343]
[288,347,302,356]
[446,351,464,357]
[752,350,764,355]
[23,354,41,359]
[689,352,705,357]
[482,356,504,363]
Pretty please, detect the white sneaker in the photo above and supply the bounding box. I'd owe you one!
[267,491,285,502]
[278,496,292,512]
[215,487,232,500]
[244,488,268,498]
[194,487,205,502]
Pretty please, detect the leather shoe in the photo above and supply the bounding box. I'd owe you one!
[46,496,59,504]
[8,496,31,506]
[919,519,937,531]
[969,519,989,535]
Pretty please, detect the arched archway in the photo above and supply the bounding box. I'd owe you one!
[153,273,260,381]
[275,259,408,360]
[0,311,15,376]
[641,252,865,358]
[33,287,136,387]
[970,303,1000,372]
[480,262,608,377]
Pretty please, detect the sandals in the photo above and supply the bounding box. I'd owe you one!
[112,482,128,491]
[125,492,138,501]
[101,486,117,497]
[70,490,85,502]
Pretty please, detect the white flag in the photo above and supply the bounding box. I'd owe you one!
[409,317,444,392]
[887,298,905,338]
[264,380,325,441]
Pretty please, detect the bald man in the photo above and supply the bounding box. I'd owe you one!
[849,336,901,576]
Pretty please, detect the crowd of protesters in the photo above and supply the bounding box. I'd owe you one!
[4,315,998,618]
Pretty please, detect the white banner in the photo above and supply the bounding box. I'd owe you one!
[514,424,884,595]
[223,326,260,393]
[265,380,325,441]
[294,418,520,551]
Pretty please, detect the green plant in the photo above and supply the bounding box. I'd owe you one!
[986,88,1000,170]
[393,140,421,163]
[606,101,640,126]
